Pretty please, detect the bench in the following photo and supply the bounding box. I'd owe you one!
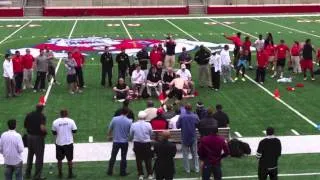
[151,128,231,143]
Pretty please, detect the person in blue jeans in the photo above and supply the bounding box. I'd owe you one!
[0,119,24,180]
[198,127,229,180]
[107,108,132,176]
[234,51,248,82]
[176,103,200,173]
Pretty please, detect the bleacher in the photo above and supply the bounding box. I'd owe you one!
[0,0,23,17]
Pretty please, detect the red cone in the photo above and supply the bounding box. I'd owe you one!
[286,86,295,91]
[274,88,280,98]
[38,96,46,106]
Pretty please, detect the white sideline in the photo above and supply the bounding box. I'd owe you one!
[207,18,318,128]
[0,14,320,21]
[291,129,300,135]
[234,131,242,138]
[43,20,78,103]
[121,19,133,40]
[0,20,32,45]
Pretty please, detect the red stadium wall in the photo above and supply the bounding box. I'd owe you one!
[0,8,23,17]
[43,6,189,16]
[207,4,320,14]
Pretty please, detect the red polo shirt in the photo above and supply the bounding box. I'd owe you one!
[226,36,242,47]
[276,44,289,59]
[22,54,34,70]
[72,52,84,67]
[150,49,163,66]
[257,51,268,68]
[12,55,23,73]
[291,44,300,56]
[243,40,252,52]
[317,49,320,59]
[150,117,168,130]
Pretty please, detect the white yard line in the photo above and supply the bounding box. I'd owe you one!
[120,19,133,40]
[291,129,300,136]
[164,19,199,41]
[44,20,78,103]
[0,14,320,21]
[207,18,318,128]
[234,131,243,138]
[174,172,320,180]
[0,20,32,45]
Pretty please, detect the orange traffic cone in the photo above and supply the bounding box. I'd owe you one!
[38,96,46,106]
[274,88,280,98]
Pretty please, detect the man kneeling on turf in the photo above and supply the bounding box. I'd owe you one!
[162,74,187,104]
[52,109,77,179]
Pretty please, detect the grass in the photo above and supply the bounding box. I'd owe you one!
[0,16,320,143]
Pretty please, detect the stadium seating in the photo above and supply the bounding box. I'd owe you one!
[0,0,23,17]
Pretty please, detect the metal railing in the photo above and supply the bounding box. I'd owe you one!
[207,0,320,5]
[45,0,187,7]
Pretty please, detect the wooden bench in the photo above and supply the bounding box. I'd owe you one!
[151,128,231,143]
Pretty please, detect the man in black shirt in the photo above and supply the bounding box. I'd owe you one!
[114,99,135,121]
[116,48,130,79]
[164,36,176,68]
[24,104,47,180]
[301,39,316,81]
[113,78,129,100]
[212,104,230,127]
[194,45,211,88]
[178,47,192,70]
[198,108,218,137]
[256,127,282,180]
[136,47,149,75]
[146,67,162,97]
[162,67,176,93]
[100,46,113,87]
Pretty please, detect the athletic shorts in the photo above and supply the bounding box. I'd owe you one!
[48,65,56,76]
[56,144,74,161]
[300,59,313,71]
[276,58,286,67]
[168,87,183,100]
[67,74,76,84]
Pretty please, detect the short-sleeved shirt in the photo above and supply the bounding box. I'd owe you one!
[116,83,127,90]
[52,117,77,146]
[22,54,34,70]
[302,44,313,60]
[165,41,176,55]
[176,69,191,81]
[24,111,47,136]
[65,58,77,75]
[109,115,132,143]
[317,49,320,59]
[276,44,289,59]
[36,55,49,72]
[130,120,152,143]
[291,44,300,56]
[243,41,252,52]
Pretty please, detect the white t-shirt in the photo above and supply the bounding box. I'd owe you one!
[131,70,146,84]
[254,39,265,52]
[52,117,77,146]
[3,60,14,79]
[220,49,231,66]
[176,69,191,81]
[169,115,180,129]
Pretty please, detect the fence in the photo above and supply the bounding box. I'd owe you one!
[45,0,187,7]
[207,0,320,5]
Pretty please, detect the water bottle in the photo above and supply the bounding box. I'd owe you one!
[49,163,53,175]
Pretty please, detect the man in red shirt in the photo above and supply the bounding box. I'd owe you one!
[264,43,276,72]
[317,48,320,66]
[290,41,301,74]
[12,51,24,94]
[243,36,253,69]
[72,48,85,89]
[272,40,290,79]
[22,49,34,89]
[255,50,268,85]
[150,108,168,130]
[198,127,229,180]
[150,45,161,67]
[224,32,242,67]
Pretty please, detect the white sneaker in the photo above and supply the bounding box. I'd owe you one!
[223,79,227,83]
[311,78,315,81]
[234,77,238,81]
[138,175,144,180]
[304,77,307,81]
[280,75,283,79]
[33,90,37,93]
[242,78,246,82]
[260,82,264,85]
[147,175,153,180]
[23,86,26,90]
[271,75,276,78]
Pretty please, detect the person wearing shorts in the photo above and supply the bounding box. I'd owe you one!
[65,52,79,94]
[272,40,290,79]
[164,36,176,68]
[162,74,186,104]
[52,109,77,179]
[301,39,316,81]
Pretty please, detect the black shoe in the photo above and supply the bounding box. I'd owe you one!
[24,174,31,179]
[120,172,130,177]
[58,173,63,179]
[68,174,76,179]
[107,171,113,176]
[33,177,46,180]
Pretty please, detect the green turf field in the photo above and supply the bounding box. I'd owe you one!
[0,15,320,143]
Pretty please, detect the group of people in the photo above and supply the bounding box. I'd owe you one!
[2,47,86,97]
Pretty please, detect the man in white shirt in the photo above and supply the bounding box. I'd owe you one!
[209,51,222,91]
[254,34,265,52]
[0,119,24,180]
[52,109,77,179]
[131,65,146,97]
[176,64,195,95]
[3,54,16,98]
[130,111,153,180]
[220,45,234,83]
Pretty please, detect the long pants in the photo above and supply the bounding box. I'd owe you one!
[101,68,113,86]
[156,174,174,180]
[202,162,222,180]
[182,140,199,173]
[211,67,220,90]
[75,67,84,88]
[33,71,46,90]
[4,77,15,97]
[133,142,153,176]
[23,68,33,88]
[47,65,56,82]
[221,65,232,82]
[14,72,23,92]
[5,162,23,180]
[118,68,127,80]
[198,64,210,87]
[25,135,45,179]
[132,83,146,96]
[291,56,302,73]
[258,166,278,180]
[108,142,128,175]
[165,55,175,68]
[256,67,266,83]
[248,51,252,66]
[236,65,246,78]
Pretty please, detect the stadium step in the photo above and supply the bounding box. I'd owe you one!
[189,5,206,14]
[24,7,43,16]
[26,0,44,7]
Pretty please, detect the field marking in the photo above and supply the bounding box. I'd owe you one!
[0,20,32,45]
[234,131,243,138]
[251,17,320,38]
[120,20,133,40]
[1,14,320,21]
[207,18,318,129]
[262,130,266,135]
[291,129,300,135]
[44,20,78,103]
[174,172,320,179]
